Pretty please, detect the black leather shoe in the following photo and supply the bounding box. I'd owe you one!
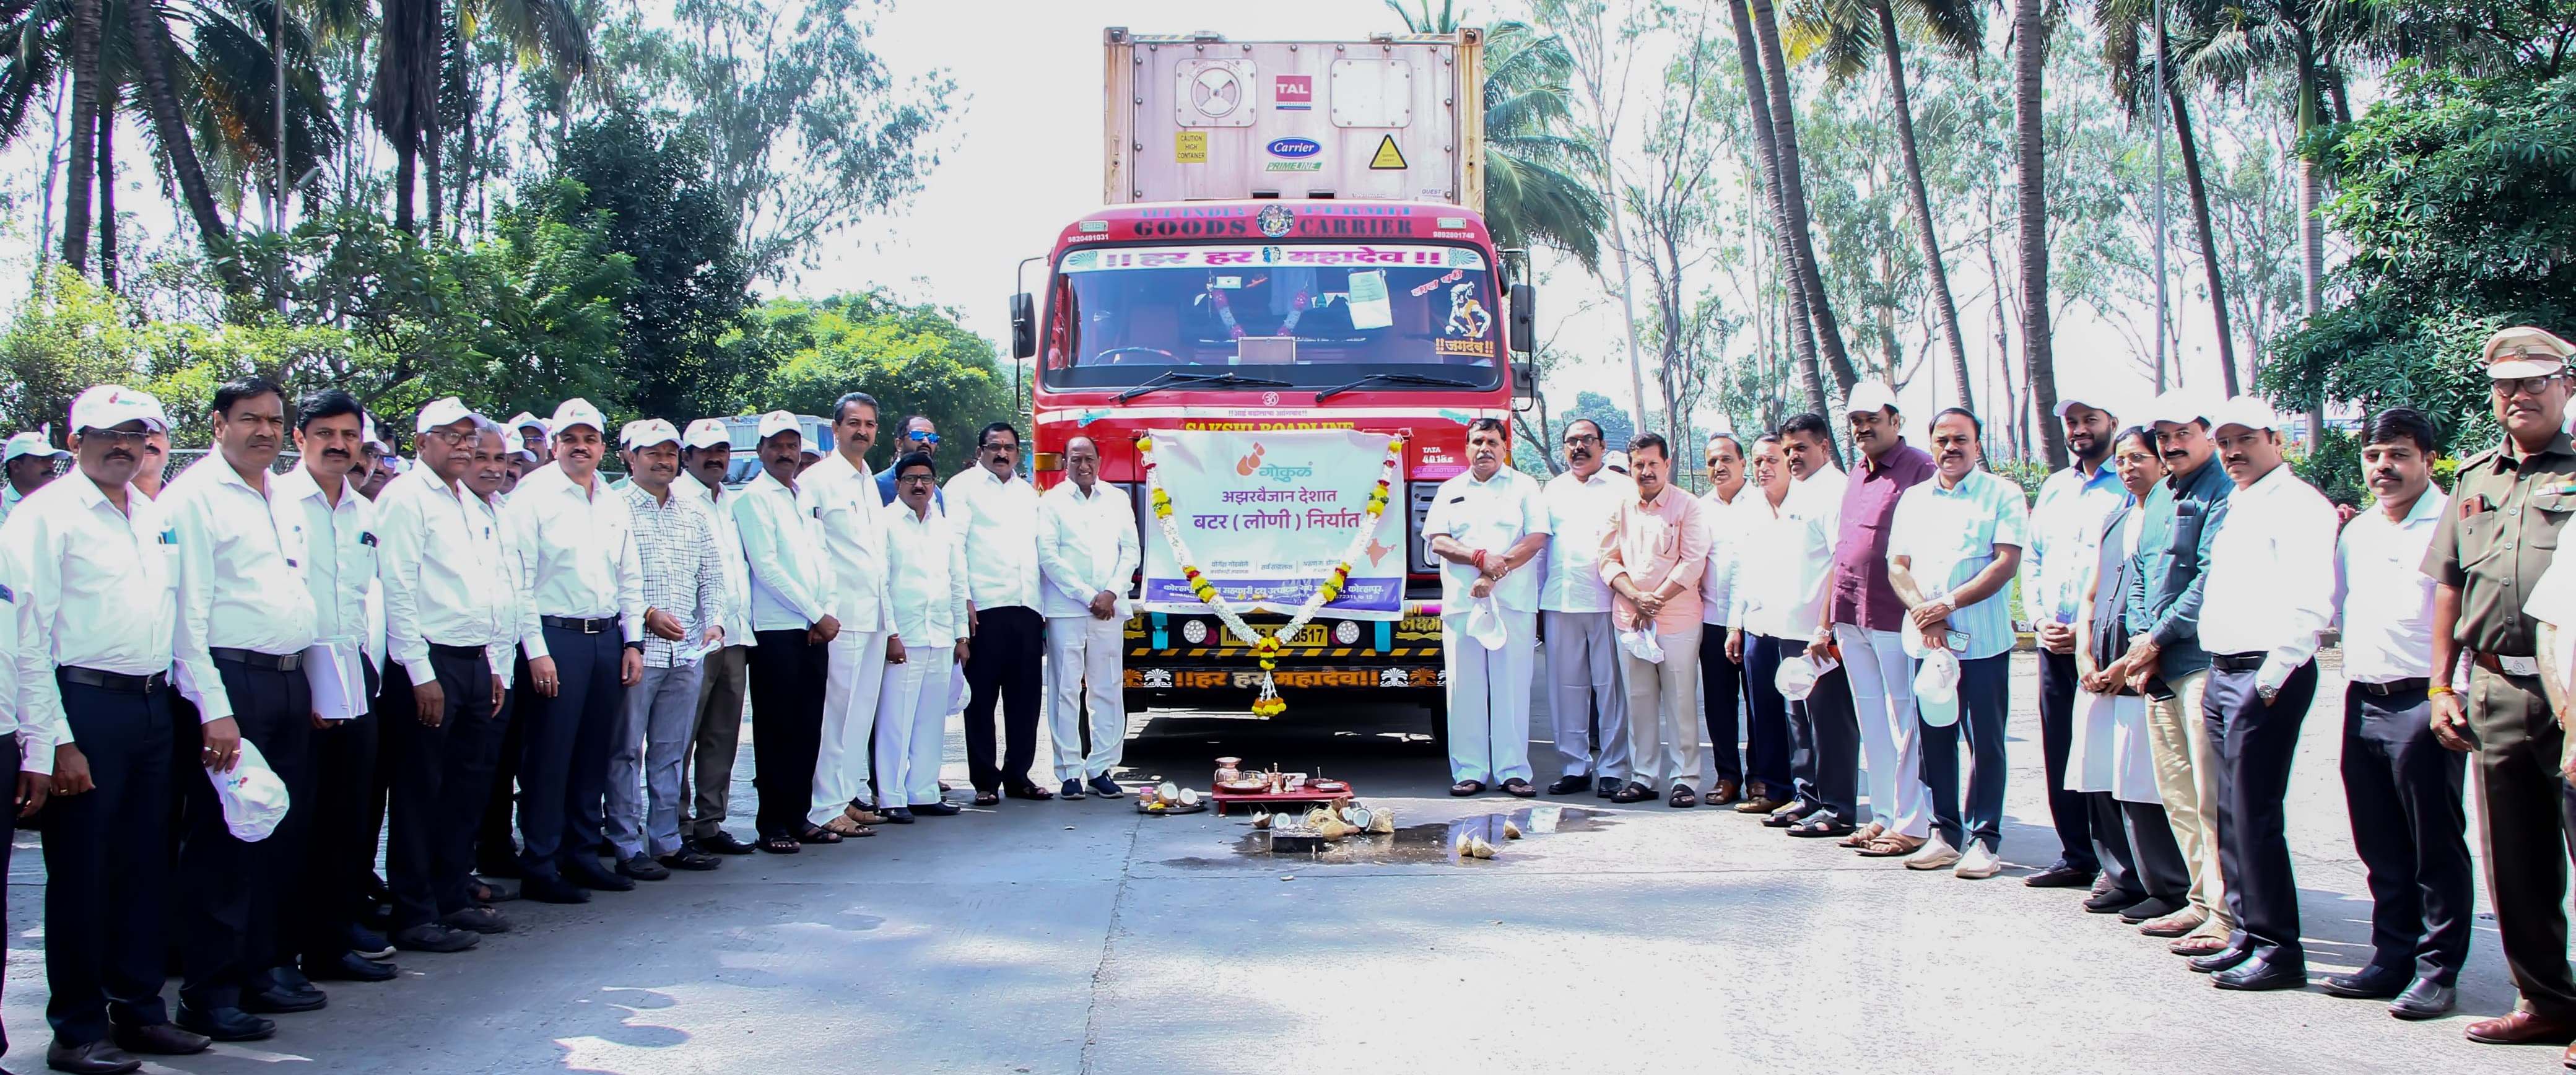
[1596,777,1619,798]
[522,873,592,905]
[2212,954,2308,991]
[2320,965,2408,1000]
[2024,863,2097,889]
[305,951,398,982]
[242,982,327,1014]
[174,1003,276,1042]
[658,848,722,871]
[46,1039,144,1073]
[691,830,759,855]
[2082,887,2144,913]
[617,854,672,882]
[566,856,636,892]
[391,923,481,953]
[2117,896,2187,923]
[881,807,917,824]
[2188,943,2252,974]
[1546,775,1591,795]
[2388,978,2455,1020]
[912,801,963,817]
[106,1021,207,1056]
[1609,782,1656,804]
[442,906,511,934]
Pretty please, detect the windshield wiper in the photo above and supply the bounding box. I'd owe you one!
[1113,370,1293,403]
[1313,372,1481,403]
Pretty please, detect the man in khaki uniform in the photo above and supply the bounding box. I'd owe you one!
[2426,326,2576,1052]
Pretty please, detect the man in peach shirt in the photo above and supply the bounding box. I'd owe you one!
[1601,433,1715,807]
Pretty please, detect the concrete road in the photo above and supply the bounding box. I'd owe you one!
[0,650,2551,1073]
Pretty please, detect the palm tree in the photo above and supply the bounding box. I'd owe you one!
[1724,0,1829,420]
[2098,0,2239,394]
[1750,0,1861,396]
[1386,3,1607,271]
[2012,0,2062,466]
[375,0,588,235]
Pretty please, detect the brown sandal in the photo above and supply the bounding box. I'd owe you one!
[1856,834,1925,858]
[843,804,889,826]
[1838,822,1886,849]
[794,825,843,845]
[822,816,876,838]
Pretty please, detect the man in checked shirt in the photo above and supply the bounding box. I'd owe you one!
[605,420,728,876]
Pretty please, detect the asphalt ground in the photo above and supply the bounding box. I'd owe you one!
[0,648,2554,1073]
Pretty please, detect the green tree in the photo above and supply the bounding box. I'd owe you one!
[1387,2,1609,271]
[731,292,1011,476]
[0,267,157,434]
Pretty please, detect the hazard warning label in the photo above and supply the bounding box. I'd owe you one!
[1368,135,1407,170]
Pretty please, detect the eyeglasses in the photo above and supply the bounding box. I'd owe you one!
[985,442,1020,455]
[420,427,472,445]
[1562,433,1601,446]
[895,474,936,485]
[82,429,150,448]
[2494,375,2562,398]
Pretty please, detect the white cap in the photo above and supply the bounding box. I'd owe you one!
[2209,394,2282,435]
[621,419,681,450]
[2144,388,2211,427]
[2052,392,2114,420]
[361,414,387,450]
[682,418,731,450]
[1603,450,1631,472]
[4,432,70,464]
[507,411,549,435]
[509,447,539,463]
[755,411,803,444]
[548,398,607,437]
[1843,380,1899,417]
[415,396,476,435]
[69,386,171,435]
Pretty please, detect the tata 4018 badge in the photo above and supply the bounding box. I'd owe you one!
[1256,204,1295,238]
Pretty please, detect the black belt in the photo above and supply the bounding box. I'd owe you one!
[2209,651,2265,672]
[211,646,303,672]
[59,666,167,694]
[2356,677,2430,697]
[427,643,486,659]
[542,616,619,634]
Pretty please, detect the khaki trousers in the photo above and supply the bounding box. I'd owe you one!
[2144,668,2232,935]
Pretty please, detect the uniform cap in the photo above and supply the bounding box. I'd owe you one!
[2209,394,2282,435]
[2482,326,2574,380]
[755,411,803,443]
[1603,450,1631,473]
[621,419,681,450]
[548,398,607,437]
[414,396,477,436]
[4,432,70,464]
[682,418,731,450]
[1843,380,1899,417]
[70,386,171,435]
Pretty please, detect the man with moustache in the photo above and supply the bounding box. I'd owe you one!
[2118,389,2239,953]
[1,430,71,526]
[1425,419,1551,797]
[2020,396,2130,890]
[507,399,647,895]
[2323,407,2466,1018]
[459,424,533,912]
[8,386,213,1073]
[734,412,842,852]
[129,429,170,500]
[1822,382,1938,859]
[507,413,551,466]
[1538,418,1633,796]
[877,452,969,820]
[1697,433,1763,807]
[877,416,946,510]
[1751,416,1861,837]
[804,393,894,837]
[162,376,323,1038]
[676,419,760,855]
[946,423,1050,804]
[274,390,399,985]
[1601,433,1713,807]
[2076,427,2195,925]
[1728,436,1822,819]
[374,398,513,953]
[607,420,728,875]
[2430,328,2576,1050]
[1036,435,1139,800]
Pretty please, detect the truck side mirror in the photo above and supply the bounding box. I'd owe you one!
[1508,283,1536,355]
[1511,364,1536,411]
[1009,292,1037,359]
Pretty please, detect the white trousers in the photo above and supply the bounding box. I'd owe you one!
[1620,621,1705,791]
[1541,610,1630,780]
[872,646,955,808]
[1046,615,1126,782]
[811,626,887,824]
[1836,624,1929,838]
[1442,610,1536,785]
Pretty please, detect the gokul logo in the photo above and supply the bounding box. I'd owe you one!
[1266,137,1321,159]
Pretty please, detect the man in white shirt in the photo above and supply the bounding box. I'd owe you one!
[1037,435,1139,799]
[508,412,551,466]
[6,386,216,1069]
[0,511,42,1067]
[803,393,895,837]
[1697,432,1761,807]
[2190,395,2340,991]
[1537,419,1632,796]
[274,390,399,985]
[945,422,1050,804]
[506,399,647,897]
[675,419,759,856]
[466,424,537,908]
[1743,416,1861,838]
[162,376,323,1036]
[1,430,69,528]
[2325,407,2468,1019]
[877,453,972,821]
[375,397,513,955]
[607,420,729,879]
[2018,394,2128,890]
[734,412,842,852]
[1424,418,1551,796]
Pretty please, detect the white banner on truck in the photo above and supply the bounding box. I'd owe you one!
[1141,428,1407,621]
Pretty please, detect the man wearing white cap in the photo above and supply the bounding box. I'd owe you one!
[1036,435,1139,800]
[803,393,895,836]
[607,420,727,876]
[1,430,70,527]
[2117,388,2239,952]
[733,411,842,852]
[505,398,646,897]
[507,412,551,466]
[1822,380,1938,859]
[2020,393,2129,890]
[2183,394,2338,990]
[161,376,324,1037]
[1537,417,1633,796]
[6,385,219,1069]
[675,417,759,855]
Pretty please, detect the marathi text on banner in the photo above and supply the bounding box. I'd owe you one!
[1141,428,1408,620]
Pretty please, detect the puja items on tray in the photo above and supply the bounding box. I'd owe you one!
[1248,799,1396,843]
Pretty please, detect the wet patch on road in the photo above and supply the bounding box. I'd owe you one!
[1158,806,1613,869]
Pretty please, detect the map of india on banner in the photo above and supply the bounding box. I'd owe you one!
[1141,428,1408,620]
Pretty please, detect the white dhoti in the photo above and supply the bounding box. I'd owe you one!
[1045,615,1126,783]
[872,646,954,808]
[811,627,887,824]
[1541,610,1630,781]
[1442,610,1536,785]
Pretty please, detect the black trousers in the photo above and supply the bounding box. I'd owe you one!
[383,646,500,931]
[518,628,624,877]
[177,661,313,1009]
[479,653,529,873]
[44,676,176,1045]
[964,605,1045,793]
[1759,634,1857,819]
[2094,788,2191,903]
[2037,650,2100,873]
[298,661,379,965]
[1699,627,1746,785]
[2204,658,2319,964]
[2341,682,2473,986]
[747,629,829,838]
[2465,666,2576,1017]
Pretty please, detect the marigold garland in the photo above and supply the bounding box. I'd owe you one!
[1139,432,1403,717]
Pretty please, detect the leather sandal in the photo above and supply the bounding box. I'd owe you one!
[822,816,876,838]
[1450,780,1486,796]
[1838,822,1886,849]
[794,825,843,845]
[1856,834,1926,858]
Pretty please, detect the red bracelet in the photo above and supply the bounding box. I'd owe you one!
[1473,549,1489,570]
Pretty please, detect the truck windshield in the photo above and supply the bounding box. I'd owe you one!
[1042,243,1502,391]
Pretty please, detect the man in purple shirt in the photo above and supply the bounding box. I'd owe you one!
[1809,381,1939,860]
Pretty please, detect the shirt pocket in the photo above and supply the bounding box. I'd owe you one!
[2530,489,2576,551]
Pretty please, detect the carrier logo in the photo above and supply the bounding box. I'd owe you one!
[1266,137,1321,159]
